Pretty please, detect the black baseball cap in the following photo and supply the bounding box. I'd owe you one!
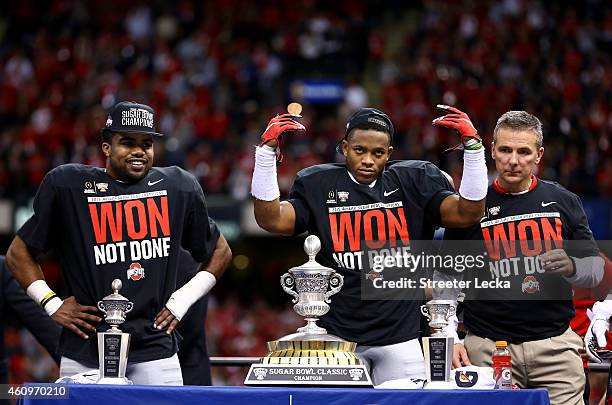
[336,107,394,154]
[101,101,164,138]
[345,107,394,141]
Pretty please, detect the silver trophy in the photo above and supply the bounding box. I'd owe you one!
[421,300,456,382]
[245,235,372,386]
[96,279,133,385]
[280,235,343,336]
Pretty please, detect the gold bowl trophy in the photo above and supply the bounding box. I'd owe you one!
[421,300,456,383]
[96,279,133,384]
[245,236,372,386]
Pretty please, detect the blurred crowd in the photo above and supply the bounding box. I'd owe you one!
[2,0,612,385]
[0,0,610,205]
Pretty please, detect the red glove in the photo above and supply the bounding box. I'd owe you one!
[260,114,305,162]
[433,105,482,153]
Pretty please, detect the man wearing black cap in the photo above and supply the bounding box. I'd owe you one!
[6,101,232,385]
[251,106,488,385]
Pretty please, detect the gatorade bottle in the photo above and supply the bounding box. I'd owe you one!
[492,341,512,389]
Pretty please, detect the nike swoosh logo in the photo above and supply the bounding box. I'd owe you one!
[541,201,557,207]
[384,188,399,197]
[148,179,164,186]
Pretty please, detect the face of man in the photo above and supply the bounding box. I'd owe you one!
[492,128,544,192]
[342,128,393,184]
[102,132,154,182]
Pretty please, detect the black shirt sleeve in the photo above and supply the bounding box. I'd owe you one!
[17,170,58,253]
[419,163,455,226]
[181,175,221,263]
[288,174,311,236]
[2,259,61,364]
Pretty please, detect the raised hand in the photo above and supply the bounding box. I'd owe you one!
[433,105,482,152]
[260,114,306,162]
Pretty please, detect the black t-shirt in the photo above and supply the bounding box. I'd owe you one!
[445,178,599,342]
[289,161,454,346]
[18,164,220,366]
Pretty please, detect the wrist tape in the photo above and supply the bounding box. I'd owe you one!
[165,271,217,321]
[26,279,63,316]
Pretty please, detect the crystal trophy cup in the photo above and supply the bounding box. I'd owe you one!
[245,235,372,386]
[421,300,456,382]
[96,279,133,384]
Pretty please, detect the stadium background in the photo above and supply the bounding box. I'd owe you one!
[0,0,610,386]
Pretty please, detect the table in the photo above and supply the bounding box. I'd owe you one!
[20,384,550,405]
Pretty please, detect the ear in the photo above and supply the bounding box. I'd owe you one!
[490,141,496,160]
[386,146,394,161]
[341,139,348,156]
[102,142,111,157]
[535,147,544,164]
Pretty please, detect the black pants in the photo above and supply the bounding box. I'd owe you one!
[177,296,211,386]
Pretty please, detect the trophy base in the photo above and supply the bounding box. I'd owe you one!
[244,363,371,386]
[96,377,133,385]
[97,330,131,385]
[245,337,372,386]
[423,336,454,383]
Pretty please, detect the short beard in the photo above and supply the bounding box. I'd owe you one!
[108,161,149,183]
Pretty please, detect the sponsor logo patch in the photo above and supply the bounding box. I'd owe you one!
[338,191,349,202]
[84,181,96,194]
[96,182,109,192]
[326,190,337,204]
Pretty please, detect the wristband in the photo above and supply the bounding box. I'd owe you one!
[26,279,63,316]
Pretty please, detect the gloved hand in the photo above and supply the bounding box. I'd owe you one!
[433,105,483,153]
[260,114,305,162]
[585,300,612,363]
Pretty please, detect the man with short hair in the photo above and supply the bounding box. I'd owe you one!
[6,101,232,385]
[251,106,488,385]
[444,110,604,405]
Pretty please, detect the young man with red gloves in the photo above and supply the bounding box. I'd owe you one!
[250,106,488,385]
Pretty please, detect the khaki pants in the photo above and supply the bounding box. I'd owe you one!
[465,327,585,405]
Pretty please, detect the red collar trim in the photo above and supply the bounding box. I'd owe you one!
[493,175,538,195]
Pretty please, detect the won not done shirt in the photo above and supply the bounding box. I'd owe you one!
[18,164,219,366]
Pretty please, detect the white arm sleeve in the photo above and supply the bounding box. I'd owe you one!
[251,145,280,201]
[458,148,488,201]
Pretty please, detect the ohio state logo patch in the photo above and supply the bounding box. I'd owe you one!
[127,262,145,281]
[521,275,540,294]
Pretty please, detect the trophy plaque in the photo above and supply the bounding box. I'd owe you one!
[245,236,372,386]
[96,279,133,384]
[421,300,455,383]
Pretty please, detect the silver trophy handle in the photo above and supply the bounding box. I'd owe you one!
[125,302,134,313]
[445,305,456,320]
[324,273,344,303]
[420,305,429,318]
[98,301,107,314]
[280,273,299,303]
